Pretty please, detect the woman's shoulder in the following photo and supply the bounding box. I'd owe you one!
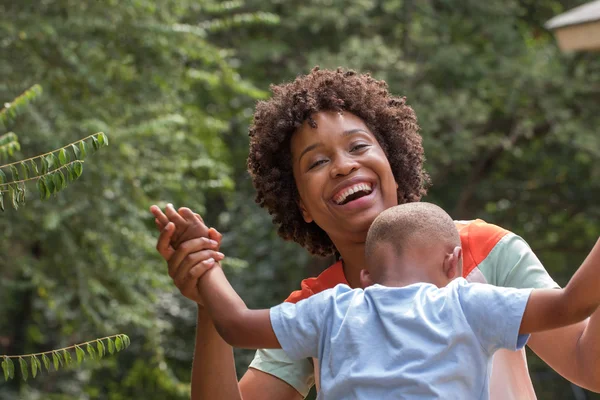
[284,260,348,304]
[456,219,512,278]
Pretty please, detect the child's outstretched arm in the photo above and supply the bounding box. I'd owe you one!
[196,265,281,350]
[520,238,600,334]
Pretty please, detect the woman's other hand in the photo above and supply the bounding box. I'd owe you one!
[151,205,224,304]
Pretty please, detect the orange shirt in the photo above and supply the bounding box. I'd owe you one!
[285,219,509,303]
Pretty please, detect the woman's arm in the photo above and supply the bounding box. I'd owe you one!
[494,233,600,392]
[527,248,600,393]
[152,205,304,400]
[520,238,600,334]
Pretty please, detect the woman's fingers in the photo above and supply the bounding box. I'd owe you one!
[167,238,223,278]
[157,222,175,261]
[173,254,219,287]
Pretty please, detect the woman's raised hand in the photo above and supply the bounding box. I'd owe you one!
[150,204,225,305]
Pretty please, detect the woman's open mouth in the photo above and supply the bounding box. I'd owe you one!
[332,182,376,209]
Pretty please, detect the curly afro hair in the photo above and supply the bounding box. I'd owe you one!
[247,67,430,257]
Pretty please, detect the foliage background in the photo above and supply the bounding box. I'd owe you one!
[1,0,599,399]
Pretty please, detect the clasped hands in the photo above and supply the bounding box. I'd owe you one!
[150,204,224,305]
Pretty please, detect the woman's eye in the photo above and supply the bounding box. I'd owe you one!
[350,143,369,152]
[309,159,327,170]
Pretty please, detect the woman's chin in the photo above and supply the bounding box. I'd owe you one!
[338,207,384,235]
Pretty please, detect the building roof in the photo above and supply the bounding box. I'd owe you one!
[545,0,600,29]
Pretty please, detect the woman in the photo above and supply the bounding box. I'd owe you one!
[151,67,600,399]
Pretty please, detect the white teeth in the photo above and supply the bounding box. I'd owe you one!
[334,183,373,204]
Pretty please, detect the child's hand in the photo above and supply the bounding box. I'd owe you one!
[151,204,221,250]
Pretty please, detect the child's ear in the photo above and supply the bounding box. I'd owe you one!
[298,199,313,223]
[443,246,463,280]
[359,269,374,289]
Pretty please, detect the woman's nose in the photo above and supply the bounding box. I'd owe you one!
[330,154,359,178]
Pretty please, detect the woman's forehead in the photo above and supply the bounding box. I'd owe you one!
[291,111,372,149]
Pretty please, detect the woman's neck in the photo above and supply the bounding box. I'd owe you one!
[337,242,367,289]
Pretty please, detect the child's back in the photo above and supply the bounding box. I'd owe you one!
[272,279,530,399]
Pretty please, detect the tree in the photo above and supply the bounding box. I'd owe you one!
[0,1,274,398]
[0,84,130,386]
[207,0,600,398]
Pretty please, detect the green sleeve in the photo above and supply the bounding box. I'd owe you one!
[248,348,315,398]
[477,232,560,290]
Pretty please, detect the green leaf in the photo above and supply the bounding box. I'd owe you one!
[0,192,4,212]
[98,132,109,146]
[0,169,6,184]
[107,338,115,354]
[52,352,59,371]
[19,357,28,381]
[10,164,18,181]
[59,169,67,189]
[37,178,47,200]
[63,349,72,367]
[44,154,54,171]
[53,171,61,192]
[79,141,87,159]
[58,148,68,165]
[44,174,55,195]
[97,340,106,358]
[20,162,29,179]
[30,159,39,175]
[50,153,58,169]
[17,186,25,204]
[65,164,75,182]
[56,351,64,367]
[73,161,83,178]
[71,143,80,159]
[9,184,18,210]
[115,336,123,351]
[7,358,14,379]
[75,346,85,364]
[31,356,37,378]
[86,343,96,360]
[92,136,100,151]
[42,353,50,371]
[122,334,131,348]
[41,156,48,174]
[1,358,8,381]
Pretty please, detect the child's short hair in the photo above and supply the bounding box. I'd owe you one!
[365,202,459,261]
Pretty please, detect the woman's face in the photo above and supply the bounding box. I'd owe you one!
[291,111,398,244]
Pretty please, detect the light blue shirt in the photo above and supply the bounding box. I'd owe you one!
[270,278,532,400]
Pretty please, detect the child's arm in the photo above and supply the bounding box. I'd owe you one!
[520,238,600,334]
[196,265,281,349]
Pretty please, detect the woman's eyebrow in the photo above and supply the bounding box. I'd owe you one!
[342,128,370,137]
[298,142,322,163]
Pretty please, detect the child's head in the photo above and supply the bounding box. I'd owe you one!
[362,202,462,288]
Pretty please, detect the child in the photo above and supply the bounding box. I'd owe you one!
[187,203,600,399]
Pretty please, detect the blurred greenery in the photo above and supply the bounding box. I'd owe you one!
[1,0,599,399]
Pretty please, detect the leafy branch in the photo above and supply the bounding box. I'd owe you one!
[0,132,20,162]
[1,334,130,381]
[0,132,108,211]
[0,84,42,131]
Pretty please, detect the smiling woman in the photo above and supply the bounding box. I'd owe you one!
[248,68,429,258]
[151,67,600,400]
[291,112,399,265]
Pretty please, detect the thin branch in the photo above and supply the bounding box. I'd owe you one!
[2,334,126,359]
[0,160,84,192]
[0,133,97,169]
